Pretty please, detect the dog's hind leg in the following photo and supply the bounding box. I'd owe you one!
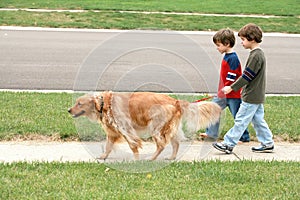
[150,136,165,160]
[128,144,140,160]
[149,103,182,160]
[121,133,141,160]
[169,136,179,160]
[151,135,179,160]
[118,128,142,160]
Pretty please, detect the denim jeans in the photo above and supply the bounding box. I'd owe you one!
[223,101,274,147]
[206,97,250,141]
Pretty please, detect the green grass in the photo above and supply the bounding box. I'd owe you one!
[1,0,299,16]
[0,161,299,199]
[0,10,299,33]
[0,92,76,140]
[221,96,300,142]
[0,2,299,199]
[0,92,299,142]
[0,0,299,33]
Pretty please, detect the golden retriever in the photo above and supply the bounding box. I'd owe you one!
[68,91,221,160]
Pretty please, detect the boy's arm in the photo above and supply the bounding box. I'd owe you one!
[224,57,242,86]
[223,53,262,94]
[222,85,233,94]
[223,67,256,94]
[231,71,251,91]
[222,54,242,94]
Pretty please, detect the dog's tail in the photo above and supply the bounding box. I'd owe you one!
[180,100,221,134]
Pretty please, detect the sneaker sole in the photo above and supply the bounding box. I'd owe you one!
[225,150,232,154]
[213,144,232,154]
[252,148,274,153]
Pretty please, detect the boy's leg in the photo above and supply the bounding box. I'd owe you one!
[251,104,274,146]
[203,122,219,139]
[239,130,250,142]
[227,98,250,142]
[223,102,257,147]
[205,97,227,139]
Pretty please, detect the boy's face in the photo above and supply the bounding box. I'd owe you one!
[240,37,253,49]
[214,42,230,54]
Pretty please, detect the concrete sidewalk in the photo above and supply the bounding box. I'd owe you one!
[0,140,299,163]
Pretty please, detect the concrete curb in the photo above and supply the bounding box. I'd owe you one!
[1,141,299,163]
[1,25,300,37]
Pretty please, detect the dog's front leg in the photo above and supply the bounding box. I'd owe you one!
[98,137,114,160]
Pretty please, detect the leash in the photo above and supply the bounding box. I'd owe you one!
[193,95,214,103]
[232,152,242,160]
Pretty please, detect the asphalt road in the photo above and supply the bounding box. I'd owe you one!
[1,27,299,93]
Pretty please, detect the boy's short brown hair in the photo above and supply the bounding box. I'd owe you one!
[238,23,263,43]
[213,28,235,47]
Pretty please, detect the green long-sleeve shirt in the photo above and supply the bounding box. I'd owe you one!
[231,48,266,104]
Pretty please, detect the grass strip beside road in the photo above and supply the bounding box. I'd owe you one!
[1,0,299,16]
[0,161,299,199]
[0,10,299,33]
[0,91,299,142]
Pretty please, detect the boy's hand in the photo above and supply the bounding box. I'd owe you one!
[222,86,233,94]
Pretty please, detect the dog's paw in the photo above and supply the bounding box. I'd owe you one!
[97,153,108,160]
[95,158,105,163]
[166,156,176,160]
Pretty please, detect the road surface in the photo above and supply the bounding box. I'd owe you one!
[0,27,299,93]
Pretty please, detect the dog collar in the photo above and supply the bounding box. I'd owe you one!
[99,96,104,120]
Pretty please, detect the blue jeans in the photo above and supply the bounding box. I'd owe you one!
[223,101,274,147]
[206,97,250,141]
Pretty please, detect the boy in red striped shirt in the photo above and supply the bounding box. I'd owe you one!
[200,28,250,142]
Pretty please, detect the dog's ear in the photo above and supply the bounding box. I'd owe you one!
[91,95,101,112]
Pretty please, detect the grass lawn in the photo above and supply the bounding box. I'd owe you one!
[0,161,299,199]
[1,0,299,16]
[0,11,298,33]
[0,1,299,199]
[0,91,299,142]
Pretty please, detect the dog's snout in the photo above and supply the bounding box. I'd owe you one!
[68,108,72,113]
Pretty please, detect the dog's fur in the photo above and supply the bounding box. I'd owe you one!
[68,92,221,160]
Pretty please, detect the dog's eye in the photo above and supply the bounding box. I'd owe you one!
[77,102,82,106]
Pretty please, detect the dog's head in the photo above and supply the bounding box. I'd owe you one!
[68,93,102,121]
